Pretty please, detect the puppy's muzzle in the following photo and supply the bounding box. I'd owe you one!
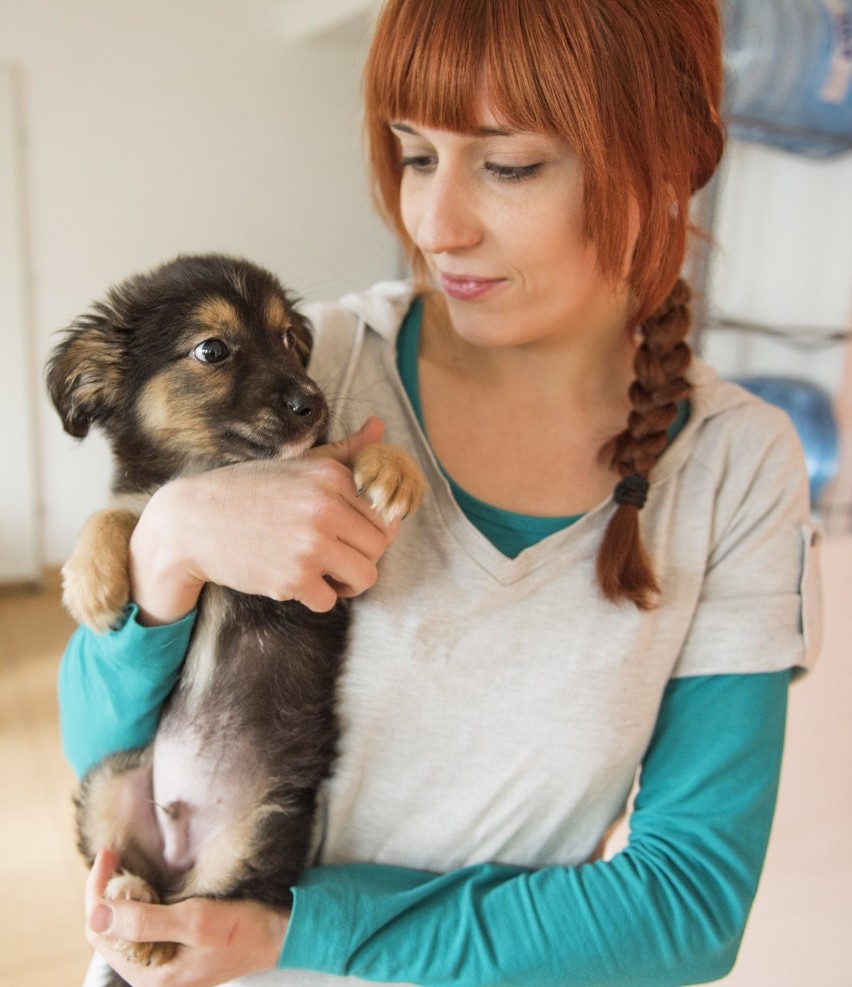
[284,389,324,422]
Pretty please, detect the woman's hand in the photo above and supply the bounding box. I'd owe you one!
[86,850,288,987]
[128,417,400,624]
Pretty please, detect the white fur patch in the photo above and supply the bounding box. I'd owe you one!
[180,583,230,709]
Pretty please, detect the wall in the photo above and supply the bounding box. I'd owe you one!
[0,0,398,569]
[0,63,40,581]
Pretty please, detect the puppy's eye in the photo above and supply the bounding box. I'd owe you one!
[193,339,230,364]
[282,329,297,352]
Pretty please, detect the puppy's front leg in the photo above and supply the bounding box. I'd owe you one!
[62,508,139,633]
[352,444,425,523]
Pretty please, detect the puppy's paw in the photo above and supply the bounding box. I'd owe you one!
[353,444,425,522]
[62,509,138,633]
[62,555,128,634]
[104,871,177,967]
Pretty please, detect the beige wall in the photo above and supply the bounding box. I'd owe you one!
[0,0,398,568]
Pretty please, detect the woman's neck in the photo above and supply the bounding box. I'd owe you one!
[419,290,636,429]
[416,291,637,516]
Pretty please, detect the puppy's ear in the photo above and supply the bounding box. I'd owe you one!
[45,309,124,438]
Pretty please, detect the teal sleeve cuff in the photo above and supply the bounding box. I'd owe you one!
[279,671,790,986]
[58,604,197,778]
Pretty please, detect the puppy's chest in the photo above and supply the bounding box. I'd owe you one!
[162,585,347,764]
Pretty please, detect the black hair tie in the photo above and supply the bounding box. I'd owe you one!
[614,474,650,509]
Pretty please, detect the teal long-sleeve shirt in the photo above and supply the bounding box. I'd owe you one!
[59,609,789,986]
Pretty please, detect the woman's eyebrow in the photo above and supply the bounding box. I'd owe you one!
[390,121,518,138]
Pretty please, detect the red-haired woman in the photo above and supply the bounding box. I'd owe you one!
[64,1,820,984]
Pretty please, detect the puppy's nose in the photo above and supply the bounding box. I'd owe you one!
[284,391,323,420]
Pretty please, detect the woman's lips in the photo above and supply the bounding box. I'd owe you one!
[439,273,506,301]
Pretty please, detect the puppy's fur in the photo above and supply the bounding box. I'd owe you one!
[46,254,424,980]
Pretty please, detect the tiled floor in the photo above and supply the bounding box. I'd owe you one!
[1,539,850,986]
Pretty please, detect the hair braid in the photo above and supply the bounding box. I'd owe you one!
[597,279,693,608]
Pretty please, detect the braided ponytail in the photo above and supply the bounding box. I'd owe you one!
[596,279,693,608]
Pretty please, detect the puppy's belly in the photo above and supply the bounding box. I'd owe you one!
[151,727,267,875]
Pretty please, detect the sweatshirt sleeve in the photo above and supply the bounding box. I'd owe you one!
[58,605,196,779]
[279,669,790,986]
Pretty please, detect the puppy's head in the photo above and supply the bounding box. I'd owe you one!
[46,254,326,485]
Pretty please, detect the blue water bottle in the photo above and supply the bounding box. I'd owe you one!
[724,0,852,156]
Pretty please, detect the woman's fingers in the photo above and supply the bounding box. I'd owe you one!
[86,847,118,915]
[312,415,385,467]
[85,849,167,946]
[84,851,288,986]
[128,417,404,622]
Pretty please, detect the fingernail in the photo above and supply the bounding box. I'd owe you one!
[90,903,113,933]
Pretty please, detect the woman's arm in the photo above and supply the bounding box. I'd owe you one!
[58,606,196,779]
[279,670,790,986]
[59,419,396,778]
[78,648,791,987]
[128,417,392,625]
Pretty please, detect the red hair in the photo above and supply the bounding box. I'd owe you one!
[363,0,725,606]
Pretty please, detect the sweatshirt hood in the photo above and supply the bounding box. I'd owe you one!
[333,279,763,485]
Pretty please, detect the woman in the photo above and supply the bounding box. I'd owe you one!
[64,0,820,984]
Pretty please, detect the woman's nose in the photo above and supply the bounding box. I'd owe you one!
[414,172,482,255]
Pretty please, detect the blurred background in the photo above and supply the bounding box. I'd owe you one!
[0,1,850,985]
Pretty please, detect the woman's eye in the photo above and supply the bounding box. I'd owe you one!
[485,162,543,182]
[399,155,435,173]
[192,338,230,364]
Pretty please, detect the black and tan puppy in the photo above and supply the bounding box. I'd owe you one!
[46,254,424,976]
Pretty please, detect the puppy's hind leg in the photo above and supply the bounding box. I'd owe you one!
[62,508,139,633]
[102,872,177,968]
[77,748,176,969]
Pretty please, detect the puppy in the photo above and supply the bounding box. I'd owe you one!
[46,254,424,979]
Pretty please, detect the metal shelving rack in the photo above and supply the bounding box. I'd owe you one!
[687,109,852,523]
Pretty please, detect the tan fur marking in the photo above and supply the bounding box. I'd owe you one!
[76,749,151,858]
[352,444,426,522]
[62,509,140,632]
[139,371,226,462]
[179,795,284,899]
[264,293,289,330]
[193,297,240,332]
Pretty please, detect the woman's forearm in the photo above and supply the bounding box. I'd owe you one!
[128,482,206,626]
[127,419,395,625]
[280,672,790,986]
[58,607,196,778]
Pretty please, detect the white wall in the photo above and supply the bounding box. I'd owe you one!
[0,63,40,581]
[0,0,398,569]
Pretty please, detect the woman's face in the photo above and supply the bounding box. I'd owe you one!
[393,112,635,354]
